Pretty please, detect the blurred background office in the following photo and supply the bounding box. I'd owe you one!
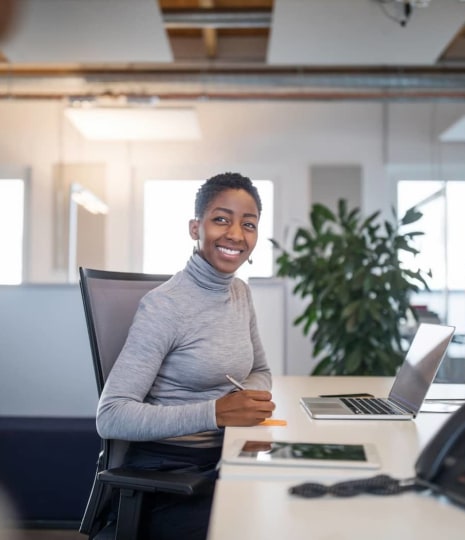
[1,1,465,533]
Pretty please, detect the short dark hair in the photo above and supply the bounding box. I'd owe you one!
[194,172,262,218]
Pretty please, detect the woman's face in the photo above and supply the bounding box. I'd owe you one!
[189,188,259,274]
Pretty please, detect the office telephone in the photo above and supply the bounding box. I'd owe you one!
[415,402,465,508]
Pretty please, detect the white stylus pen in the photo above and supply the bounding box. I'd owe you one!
[226,374,245,391]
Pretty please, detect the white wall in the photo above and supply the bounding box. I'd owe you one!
[1,98,465,381]
[249,278,286,375]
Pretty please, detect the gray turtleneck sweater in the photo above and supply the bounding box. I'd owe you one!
[96,254,272,447]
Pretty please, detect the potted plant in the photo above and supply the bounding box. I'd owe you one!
[271,199,431,376]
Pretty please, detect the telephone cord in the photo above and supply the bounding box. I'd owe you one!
[289,474,424,498]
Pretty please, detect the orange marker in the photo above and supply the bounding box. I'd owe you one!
[259,419,287,426]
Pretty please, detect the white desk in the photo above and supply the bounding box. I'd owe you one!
[207,376,465,540]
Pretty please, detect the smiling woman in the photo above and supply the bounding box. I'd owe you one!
[96,172,274,540]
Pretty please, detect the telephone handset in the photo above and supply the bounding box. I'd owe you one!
[415,403,465,508]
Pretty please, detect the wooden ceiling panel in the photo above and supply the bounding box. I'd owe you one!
[160,0,272,62]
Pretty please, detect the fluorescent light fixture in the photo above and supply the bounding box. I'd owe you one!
[64,107,202,141]
[440,115,465,142]
[70,184,108,215]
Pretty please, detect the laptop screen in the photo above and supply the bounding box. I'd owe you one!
[388,323,455,414]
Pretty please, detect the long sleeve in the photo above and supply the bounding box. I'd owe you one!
[96,288,220,441]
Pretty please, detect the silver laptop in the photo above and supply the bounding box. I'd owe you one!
[300,323,455,420]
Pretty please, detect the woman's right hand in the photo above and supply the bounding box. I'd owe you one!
[215,390,275,427]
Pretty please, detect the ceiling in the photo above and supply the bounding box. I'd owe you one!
[1,0,465,101]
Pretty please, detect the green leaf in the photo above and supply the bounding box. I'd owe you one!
[310,204,336,232]
[269,238,281,249]
[400,207,422,226]
[311,358,330,375]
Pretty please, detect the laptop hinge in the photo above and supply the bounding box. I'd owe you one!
[388,397,415,415]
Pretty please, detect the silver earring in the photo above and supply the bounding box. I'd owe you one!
[248,257,253,265]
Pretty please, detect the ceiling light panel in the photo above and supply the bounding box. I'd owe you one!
[64,107,202,141]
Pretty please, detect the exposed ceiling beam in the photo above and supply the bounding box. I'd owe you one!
[1,64,465,101]
[200,0,218,58]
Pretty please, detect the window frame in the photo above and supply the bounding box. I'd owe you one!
[391,165,465,333]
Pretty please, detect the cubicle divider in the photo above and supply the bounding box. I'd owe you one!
[0,284,99,526]
[0,416,100,527]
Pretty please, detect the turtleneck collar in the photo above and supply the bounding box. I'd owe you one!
[184,253,234,292]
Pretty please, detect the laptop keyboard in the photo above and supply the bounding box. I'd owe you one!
[341,397,404,415]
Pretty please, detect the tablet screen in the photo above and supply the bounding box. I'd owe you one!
[239,441,367,463]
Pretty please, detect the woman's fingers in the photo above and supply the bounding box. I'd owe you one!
[215,390,276,427]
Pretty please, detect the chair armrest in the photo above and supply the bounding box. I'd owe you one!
[98,467,211,496]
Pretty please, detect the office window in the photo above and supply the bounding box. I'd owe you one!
[0,179,25,284]
[143,179,274,280]
[397,180,465,331]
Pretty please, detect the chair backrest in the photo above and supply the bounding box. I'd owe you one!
[79,267,171,395]
[79,267,171,468]
[79,268,171,537]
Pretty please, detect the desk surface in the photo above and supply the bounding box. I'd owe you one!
[207,376,465,540]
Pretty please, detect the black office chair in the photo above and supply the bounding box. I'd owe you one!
[78,267,211,540]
